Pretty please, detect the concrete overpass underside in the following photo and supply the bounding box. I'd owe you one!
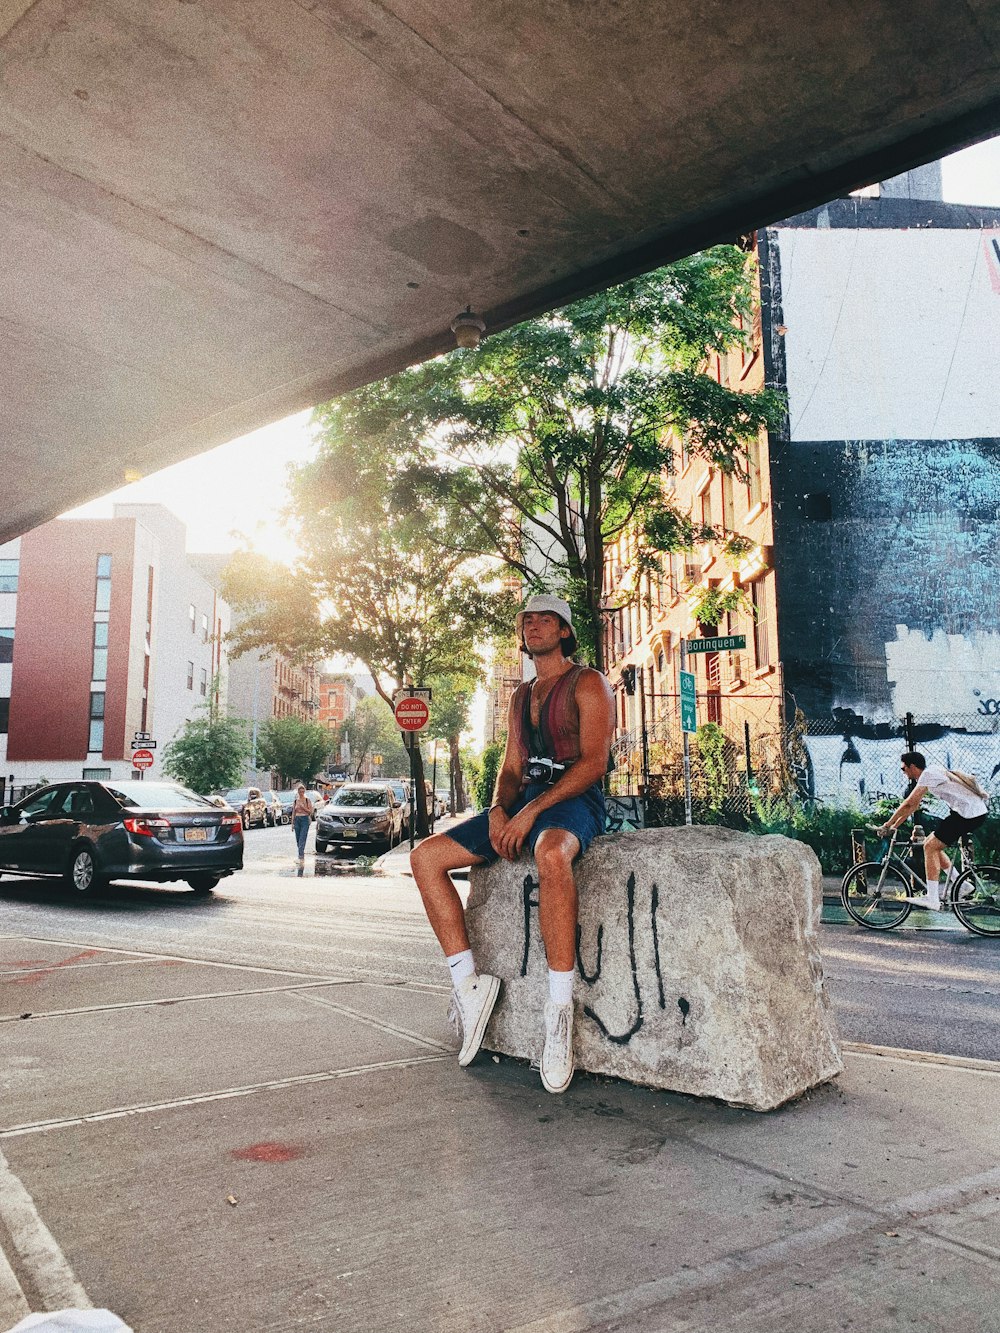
[2,0,999,541]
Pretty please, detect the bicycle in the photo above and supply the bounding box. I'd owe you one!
[841,827,1000,937]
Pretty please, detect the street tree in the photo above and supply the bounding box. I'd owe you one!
[423,671,478,812]
[223,471,513,836]
[310,247,782,669]
[162,712,250,795]
[340,695,409,779]
[257,716,332,788]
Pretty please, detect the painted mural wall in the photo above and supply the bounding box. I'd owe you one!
[763,196,1000,806]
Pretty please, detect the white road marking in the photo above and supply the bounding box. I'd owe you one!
[0,977,357,1024]
[290,989,453,1051]
[0,1147,91,1312]
[0,1053,449,1139]
[843,1041,1000,1076]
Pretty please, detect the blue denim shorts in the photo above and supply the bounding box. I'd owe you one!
[446,783,606,864]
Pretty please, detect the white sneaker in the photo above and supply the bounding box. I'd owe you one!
[540,1000,575,1094]
[452,973,501,1067]
[905,884,941,909]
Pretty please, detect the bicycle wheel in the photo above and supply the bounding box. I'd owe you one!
[951,866,1000,938]
[841,862,912,930]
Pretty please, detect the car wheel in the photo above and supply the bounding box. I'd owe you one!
[315,839,328,855]
[242,810,250,830]
[187,874,219,895]
[66,845,105,895]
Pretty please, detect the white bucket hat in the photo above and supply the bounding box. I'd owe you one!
[515,593,577,656]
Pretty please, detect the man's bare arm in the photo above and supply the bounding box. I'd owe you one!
[879,784,927,833]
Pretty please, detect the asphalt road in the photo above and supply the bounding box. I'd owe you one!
[1,821,998,1062]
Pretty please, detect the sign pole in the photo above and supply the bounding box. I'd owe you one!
[681,641,693,826]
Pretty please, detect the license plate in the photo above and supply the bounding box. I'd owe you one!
[342,829,357,838]
[184,827,209,842]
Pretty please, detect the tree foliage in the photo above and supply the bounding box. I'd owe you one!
[222,429,514,835]
[340,696,410,778]
[162,712,250,795]
[310,248,782,669]
[257,716,333,787]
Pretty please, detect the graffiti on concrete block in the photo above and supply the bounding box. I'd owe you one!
[604,794,644,832]
[519,870,669,1046]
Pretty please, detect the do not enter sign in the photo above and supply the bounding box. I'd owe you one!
[394,696,430,732]
[132,748,154,769]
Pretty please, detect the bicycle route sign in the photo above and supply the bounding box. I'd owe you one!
[680,671,697,734]
[685,635,746,654]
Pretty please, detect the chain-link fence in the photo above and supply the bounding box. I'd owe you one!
[609,699,1000,829]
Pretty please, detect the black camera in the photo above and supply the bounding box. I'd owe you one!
[525,756,565,786]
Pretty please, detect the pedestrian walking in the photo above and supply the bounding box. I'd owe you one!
[411,592,615,1094]
[291,783,314,865]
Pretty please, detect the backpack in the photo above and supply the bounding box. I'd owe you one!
[946,769,989,800]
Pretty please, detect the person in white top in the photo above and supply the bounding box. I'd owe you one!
[878,751,989,909]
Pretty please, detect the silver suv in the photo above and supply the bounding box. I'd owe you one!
[315,783,404,855]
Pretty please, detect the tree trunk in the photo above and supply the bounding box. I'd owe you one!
[410,743,430,837]
[450,734,465,813]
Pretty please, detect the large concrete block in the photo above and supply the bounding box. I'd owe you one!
[466,825,842,1111]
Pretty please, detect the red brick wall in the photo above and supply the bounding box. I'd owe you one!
[8,518,136,762]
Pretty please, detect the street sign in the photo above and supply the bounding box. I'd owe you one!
[679,671,697,735]
[132,748,154,769]
[394,696,430,732]
[372,753,383,764]
[130,739,156,750]
[133,731,152,742]
[685,635,747,654]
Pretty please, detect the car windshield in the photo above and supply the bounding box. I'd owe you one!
[334,788,388,808]
[225,788,250,801]
[106,782,217,811]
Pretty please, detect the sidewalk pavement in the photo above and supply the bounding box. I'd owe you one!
[2,928,998,1329]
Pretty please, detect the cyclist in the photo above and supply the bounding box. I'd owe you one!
[877,751,988,909]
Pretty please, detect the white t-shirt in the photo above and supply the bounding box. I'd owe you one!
[915,765,988,819]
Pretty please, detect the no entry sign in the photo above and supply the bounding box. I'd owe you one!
[394,696,430,732]
[132,748,154,769]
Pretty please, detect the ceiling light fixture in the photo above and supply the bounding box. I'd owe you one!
[450,306,486,349]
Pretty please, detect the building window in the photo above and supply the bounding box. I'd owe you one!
[189,604,196,634]
[201,612,209,642]
[95,555,112,613]
[0,559,18,594]
[186,661,194,691]
[92,620,108,681]
[0,697,8,733]
[0,628,13,664]
[82,767,111,780]
[751,580,770,668]
[88,691,105,753]
[700,486,713,533]
[200,667,208,697]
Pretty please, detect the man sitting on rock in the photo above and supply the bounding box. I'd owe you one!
[411,593,615,1094]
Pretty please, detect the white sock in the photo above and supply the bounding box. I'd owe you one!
[548,968,574,1006]
[447,950,476,985]
[945,865,959,883]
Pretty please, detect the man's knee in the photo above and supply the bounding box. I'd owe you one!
[924,834,944,853]
[411,832,475,879]
[534,830,579,880]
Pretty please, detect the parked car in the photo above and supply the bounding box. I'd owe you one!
[315,783,404,855]
[434,789,450,818]
[262,791,286,826]
[372,779,411,835]
[0,780,243,895]
[274,789,297,823]
[223,786,269,830]
[304,789,326,819]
